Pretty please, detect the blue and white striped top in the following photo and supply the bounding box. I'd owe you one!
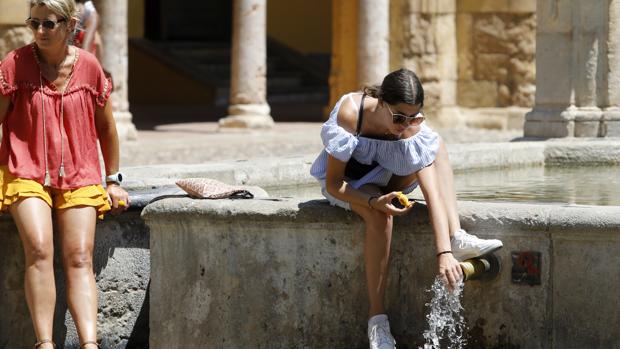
[310,93,441,190]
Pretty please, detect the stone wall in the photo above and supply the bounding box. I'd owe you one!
[144,197,620,349]
[390,0,458,123]
[457,3,536,108]
[0,0,32,58]
[0,26,32,59]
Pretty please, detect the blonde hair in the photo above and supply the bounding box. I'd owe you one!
[29,0,77,20]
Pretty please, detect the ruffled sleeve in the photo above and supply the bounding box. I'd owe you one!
[0,54,17,97]
[95,65,112,107]
[320,117,359,163]
[353,123,441,175]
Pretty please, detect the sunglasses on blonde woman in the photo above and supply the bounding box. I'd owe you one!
[386,104,425,125]
[26,18,66,30]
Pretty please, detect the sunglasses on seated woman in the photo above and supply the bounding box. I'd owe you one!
[26,18,66,30]
[386,104,425,125]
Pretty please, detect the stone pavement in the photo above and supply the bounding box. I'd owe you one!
[120,122,522,166]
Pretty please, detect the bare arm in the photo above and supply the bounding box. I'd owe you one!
[94,100,119,175]
[417,163,463,288]
[0,94,9,125]
[94,100,129,211]
[325,154,374,207]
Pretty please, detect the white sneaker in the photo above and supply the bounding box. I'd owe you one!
[451,229,503,261]
[368,314,396,349]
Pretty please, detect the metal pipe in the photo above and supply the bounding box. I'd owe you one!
[460,254,501,281]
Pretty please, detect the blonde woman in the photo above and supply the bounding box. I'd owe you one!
[0,0,129,348]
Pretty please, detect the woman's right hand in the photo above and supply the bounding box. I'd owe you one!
[438,253,463,292]
[369,191,414,216]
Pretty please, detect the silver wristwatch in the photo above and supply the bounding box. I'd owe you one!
[105,171,124,185]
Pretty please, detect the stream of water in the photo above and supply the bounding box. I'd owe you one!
[419,276,467,349]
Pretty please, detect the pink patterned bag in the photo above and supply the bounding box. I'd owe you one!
[176,178,253,199]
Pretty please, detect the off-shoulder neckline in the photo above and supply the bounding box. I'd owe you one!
[336,93,426,143]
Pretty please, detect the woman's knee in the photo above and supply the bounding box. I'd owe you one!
[63,247,94,270]
[362,209,393,236]
[24,239,54,267]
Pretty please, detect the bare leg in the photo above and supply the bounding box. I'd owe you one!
[434,140,461,235]
[10,198,56,349]
[350,184,393,318]
[386,140,461,236]
[57,206,99,348]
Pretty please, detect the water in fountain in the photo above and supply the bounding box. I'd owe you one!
[419,276,467,349]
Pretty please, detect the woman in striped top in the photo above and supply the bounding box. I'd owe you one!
[310,68,502,349]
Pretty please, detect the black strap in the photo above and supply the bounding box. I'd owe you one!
[355,93,366,136]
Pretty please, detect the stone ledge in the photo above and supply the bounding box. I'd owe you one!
[143,197,620,235]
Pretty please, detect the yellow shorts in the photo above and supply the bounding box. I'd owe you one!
[0,166,111,219]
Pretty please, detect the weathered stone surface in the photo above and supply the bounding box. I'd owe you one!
[0,26,32,58]
[574,121,602,137]
[533,32,573,106]
[536,0,573,33]
[0,0,28,25]
[457,13,474,80]
[458,80,498,107]
[509,0,536,13]
[459,0,510,13]
[498,83,511,105]
[409,0,456,14]
[475,53,509,82]
[608,2,620,107]
[461,107,528,130]
[524,119,573,138]
[603,108,620,137]
[457,12,536,108]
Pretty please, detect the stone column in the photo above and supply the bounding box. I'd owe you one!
[328,0,358,112]
[219,0,273,129]
[604,0,620,136]
[357,0,389,87]
[0,0,32,59]
[96,0,138,141]
[525,0,616,138]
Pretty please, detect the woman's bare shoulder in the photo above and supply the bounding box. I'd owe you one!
[336,93,362,134]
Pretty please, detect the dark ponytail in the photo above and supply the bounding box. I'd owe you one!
[362,68,424,107]
[363,84,382,99]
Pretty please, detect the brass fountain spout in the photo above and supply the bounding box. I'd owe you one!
[459,254,501,281]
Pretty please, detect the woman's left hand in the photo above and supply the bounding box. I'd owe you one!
[106,183,130,214]
[438,253,463,292]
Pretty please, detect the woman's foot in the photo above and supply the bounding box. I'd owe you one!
[451,229,503,261]
[33,340,55,349]
[368,314,396,349]
[80,341,100,349]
